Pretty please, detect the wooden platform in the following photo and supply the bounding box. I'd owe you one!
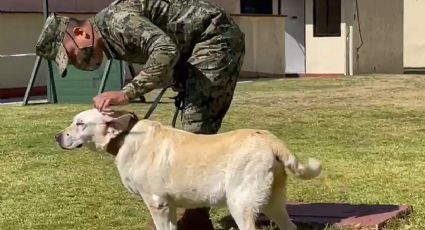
[255,203,413,229]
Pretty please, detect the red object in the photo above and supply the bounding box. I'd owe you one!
[0,86,47,99]
[256,203,412,229]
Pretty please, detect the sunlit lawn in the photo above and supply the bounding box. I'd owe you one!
[1,75,424,229]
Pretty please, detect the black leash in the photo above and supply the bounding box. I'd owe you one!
[143,87,169,120]
[127,64,183,128]
[141,89,184,128]
[171,92,184,128]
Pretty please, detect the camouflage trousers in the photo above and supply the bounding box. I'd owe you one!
[180,25,245,134]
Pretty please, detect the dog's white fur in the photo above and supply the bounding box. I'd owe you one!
[56,109,322,230]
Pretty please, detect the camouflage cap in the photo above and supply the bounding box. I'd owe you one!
[36,13,70,77]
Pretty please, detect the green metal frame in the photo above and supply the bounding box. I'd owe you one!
[23,0,57,105]
[97,60,113,95]
[23,0,122,105]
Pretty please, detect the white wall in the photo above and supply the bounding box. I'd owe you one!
[305,0,346,74]
[404,0,425,68]
[282,0,305,74]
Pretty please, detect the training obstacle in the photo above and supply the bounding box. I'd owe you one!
[256,203,412,229]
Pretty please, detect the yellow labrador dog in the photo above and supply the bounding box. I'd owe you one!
[56,109,322,230]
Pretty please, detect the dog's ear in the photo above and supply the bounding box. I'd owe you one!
[102,112,133,138]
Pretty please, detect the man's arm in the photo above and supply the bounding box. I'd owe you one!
[121,17,179,100]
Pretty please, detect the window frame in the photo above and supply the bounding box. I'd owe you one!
[313,0,342,37]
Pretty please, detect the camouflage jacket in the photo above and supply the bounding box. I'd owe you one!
[92,0,234,99]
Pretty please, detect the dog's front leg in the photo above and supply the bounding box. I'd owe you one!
[148,205,177,230]
[146,195,177,230]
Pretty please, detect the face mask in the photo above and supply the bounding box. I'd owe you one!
[75,46,99,71]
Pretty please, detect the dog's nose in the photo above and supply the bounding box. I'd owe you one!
[55,133,62,142]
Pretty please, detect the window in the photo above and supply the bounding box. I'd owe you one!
[240,0,273,14]
[314,0,341,37]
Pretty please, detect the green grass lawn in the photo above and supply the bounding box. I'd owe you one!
[1,75,424,230]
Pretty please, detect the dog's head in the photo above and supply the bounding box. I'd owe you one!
[55,108,138,151]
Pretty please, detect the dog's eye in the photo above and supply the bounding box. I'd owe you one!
[76,122,84,126]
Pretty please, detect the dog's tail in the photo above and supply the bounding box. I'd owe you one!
[271,137,322,180]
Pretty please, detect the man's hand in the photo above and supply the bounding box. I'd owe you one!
[93,91,129,112]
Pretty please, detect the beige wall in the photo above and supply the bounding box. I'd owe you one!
[0,14,47,89]
[352,0,403,74]
[0,13,93,89]
[211,0,286,76]
[305,0,347,74]
[404,0,425,68]
[233,16,286,76]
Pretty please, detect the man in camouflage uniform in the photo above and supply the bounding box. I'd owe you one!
[36,0,244,229]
